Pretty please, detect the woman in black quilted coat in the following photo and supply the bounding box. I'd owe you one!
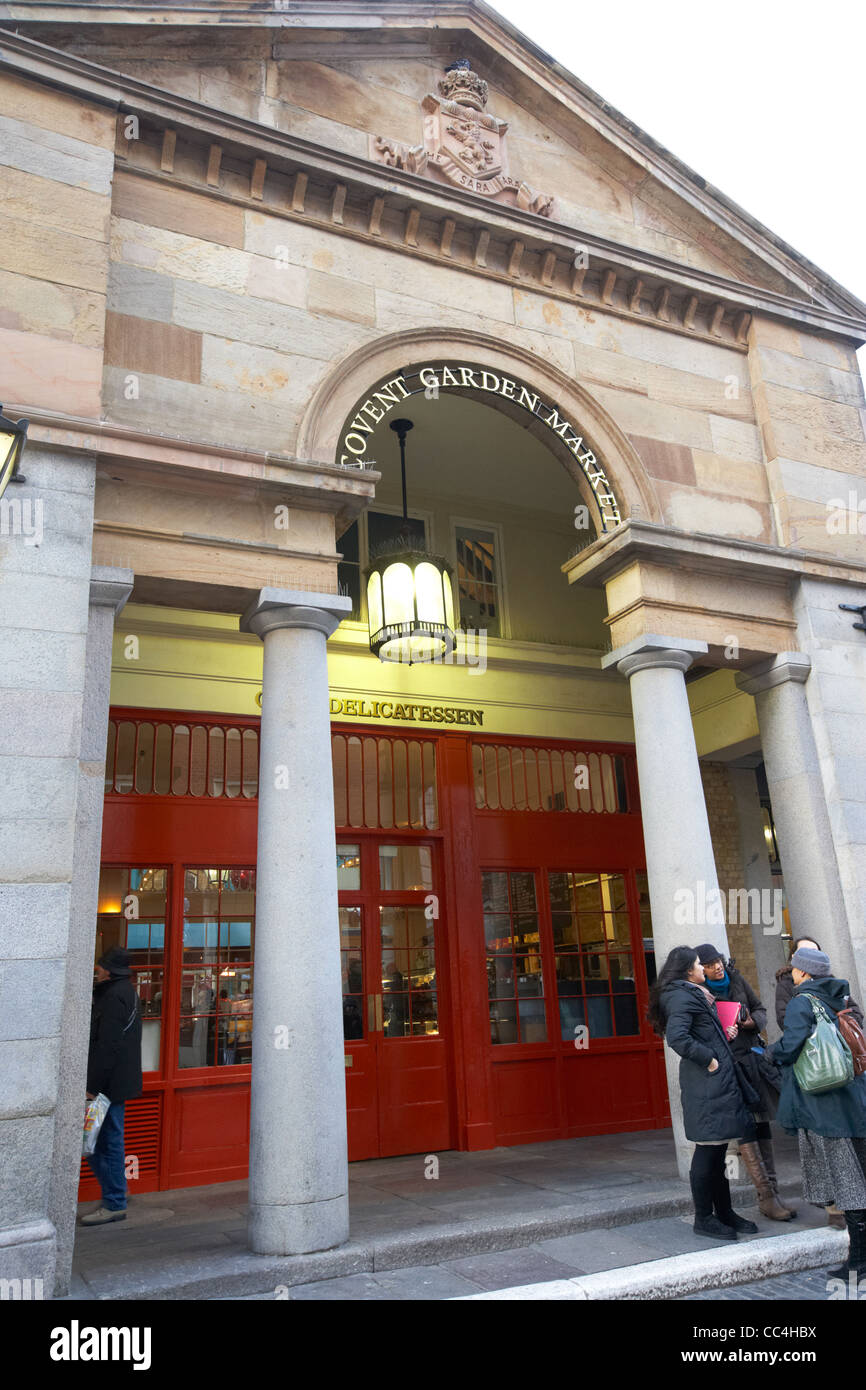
[648,945,759,1240]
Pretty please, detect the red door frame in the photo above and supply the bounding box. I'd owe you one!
[340,830,458,1159]
[89,708,667,1195]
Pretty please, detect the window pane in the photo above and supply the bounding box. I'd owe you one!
[368,510,425,555]
[340,905,363,1041]
[490,1000,518,1045]
[379,844,432,891]
[585,996,614,1038]
[509,872,537,913]
[135,723,155,794]
[338,520,361,620]
[613,993,639,1036]
[601,874,628,912]
[456,525,500,637]
[481,871,508,913]
[484,914,511,952]
[559,995,586,1041]
[383,993,410,1037]
[380,903,438,1039]
[178,867,255,1067]
[487,956,514,999]
[410,989,438,1035]
[337,844,361,890]
[551,912,578,947]
[514,954,544,994]
[518,999,547,1042]
[482,868,545,1045]
[514,915,541,948]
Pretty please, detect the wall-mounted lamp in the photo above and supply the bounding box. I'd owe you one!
[0,405,29,501]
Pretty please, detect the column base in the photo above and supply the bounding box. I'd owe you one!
[248,1194,349,1256]
[0,1219,56,1298]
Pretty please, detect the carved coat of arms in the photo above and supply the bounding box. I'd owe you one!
[372,59,554,218]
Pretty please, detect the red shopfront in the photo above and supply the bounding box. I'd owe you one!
[80,708,669,1198]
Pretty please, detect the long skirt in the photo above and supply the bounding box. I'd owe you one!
[798,1131,866,1208]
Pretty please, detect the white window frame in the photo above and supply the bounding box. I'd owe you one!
[449,515,509,640]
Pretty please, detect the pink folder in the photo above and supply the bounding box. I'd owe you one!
[715,1001,741,1032]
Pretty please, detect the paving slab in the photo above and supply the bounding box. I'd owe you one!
[457,1228,848,1301]
[67,1128,810,1301]
[442,1247,579,1291]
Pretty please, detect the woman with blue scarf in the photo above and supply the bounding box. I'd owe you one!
[696,943,795,1221]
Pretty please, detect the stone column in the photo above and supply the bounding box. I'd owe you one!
[603,635,730,1179]
[241,587,352,1255]
[736,653,860,999]
[727,767,788,1041]
[49,567,133,1296]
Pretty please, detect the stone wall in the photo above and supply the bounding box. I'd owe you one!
[0,445,97,1293]
[0,72,115,416]
[748,317,866,561]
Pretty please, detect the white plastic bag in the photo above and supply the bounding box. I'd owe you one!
[82,1093,111,1156]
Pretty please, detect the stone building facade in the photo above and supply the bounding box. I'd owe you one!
[1,1,864,1297]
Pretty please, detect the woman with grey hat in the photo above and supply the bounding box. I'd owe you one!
[775,936,864,1229]
[770,946,866,1282]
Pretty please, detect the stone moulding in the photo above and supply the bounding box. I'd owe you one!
[0,29,862,344]
[106,106,866,348]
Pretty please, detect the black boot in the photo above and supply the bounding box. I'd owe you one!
[828,1209,866,1281]
[712,1164,758,1235]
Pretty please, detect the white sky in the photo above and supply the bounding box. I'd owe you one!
[489,0,866,372]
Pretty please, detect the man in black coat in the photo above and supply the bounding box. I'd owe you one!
[81,946,143,1226]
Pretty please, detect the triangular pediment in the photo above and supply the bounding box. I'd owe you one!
[16,2,865,318]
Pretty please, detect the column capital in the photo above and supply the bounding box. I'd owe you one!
[241,587,352,642]
[89,565,133,616]
[735,652,812,696]
[601,633,708,680]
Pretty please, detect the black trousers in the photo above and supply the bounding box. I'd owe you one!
[690,1144,731,1220]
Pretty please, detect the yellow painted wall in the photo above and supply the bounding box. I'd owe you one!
[689,669,760,756]
[111,607,760,751]
[111,604,632,743]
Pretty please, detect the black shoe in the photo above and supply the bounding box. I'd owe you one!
[694,1215,738,1240]
[719,1210,759,1235]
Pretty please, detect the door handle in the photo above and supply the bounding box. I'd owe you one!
[367,993,376,1033]
[376,993,383,1031]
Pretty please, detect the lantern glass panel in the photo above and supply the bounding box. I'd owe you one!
[414,562,446,624]
[383,562,416,626]
[367,571,384,636]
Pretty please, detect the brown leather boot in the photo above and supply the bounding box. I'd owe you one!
[757,1132,797,1219]
[738,1142,796,1221]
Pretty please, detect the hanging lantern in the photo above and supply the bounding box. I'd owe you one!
[367,546,456,663]
[365,417,456,664]
[0,405,29,502]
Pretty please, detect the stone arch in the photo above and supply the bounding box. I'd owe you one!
[297,326,663,528]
